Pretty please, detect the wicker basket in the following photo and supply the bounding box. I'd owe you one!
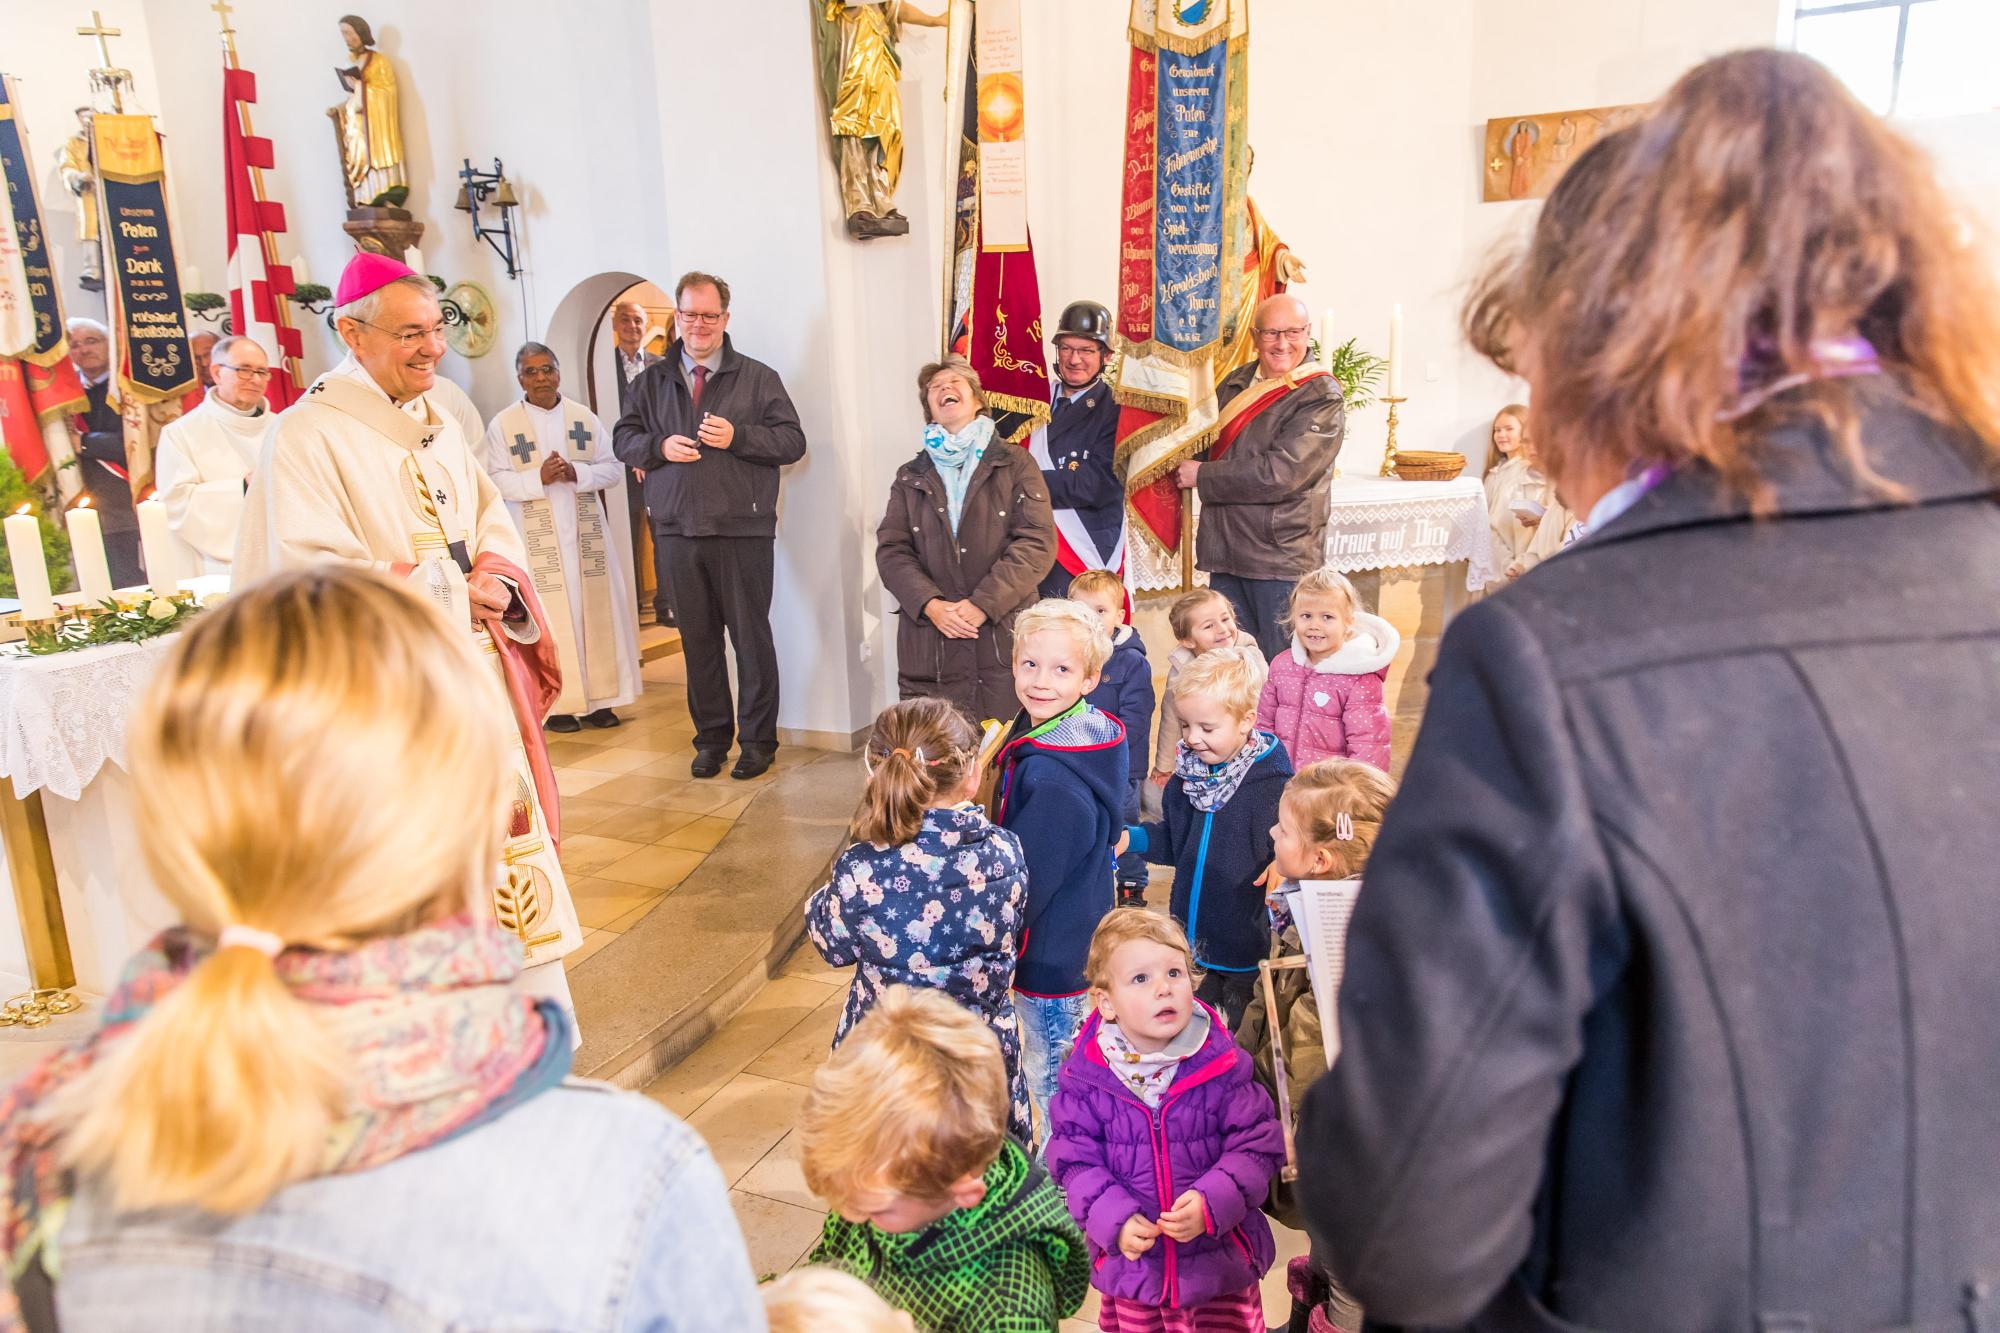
[1391,450,1467,482]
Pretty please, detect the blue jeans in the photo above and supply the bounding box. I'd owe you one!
[1014,990,1092,1151]
[1117,777,1147,888]
[1208,572,1294,660]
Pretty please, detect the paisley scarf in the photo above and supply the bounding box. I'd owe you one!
[922,415,996,534]
[0,915,569,1324]
[1174,732,1279,813]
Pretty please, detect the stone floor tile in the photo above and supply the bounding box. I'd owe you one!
[595,843,707,891]
[778,946,847,985]
[743,986,845,1088]
[633,752,701,779]
[729,1189,826,1280]
[656,815,735,853]
[735,1127,818,1212]
[543,737,599,766]
[643,975,848,1119]
[564,745,666,776]
[684,1073,812,1185]
[580,803,705,845]
[556,833,649,877]
[554,767,614,797]
[555,795,632,835]
[585,772,691,806]
[562,928,615,970]
[713,794,756,820]
[567,876,661,931]
[650,781,741,815]
[601,898,665,934]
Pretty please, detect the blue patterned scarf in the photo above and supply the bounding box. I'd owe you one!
[1174,731,1278,812]
[922,415,996,534]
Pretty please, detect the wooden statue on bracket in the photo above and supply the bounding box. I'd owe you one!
[328,14,423,257]
[812,0,950,240]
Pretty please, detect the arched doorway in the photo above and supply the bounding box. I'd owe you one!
[544,272,679,623]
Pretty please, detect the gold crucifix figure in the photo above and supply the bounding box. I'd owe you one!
[211,0,236,35]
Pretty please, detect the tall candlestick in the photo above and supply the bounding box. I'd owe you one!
[4,506,54,620]
[1387,303,1404,398]
[66,501,113,604]
[135,497,180,592]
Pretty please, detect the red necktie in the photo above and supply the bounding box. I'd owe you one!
[691,363,708,413]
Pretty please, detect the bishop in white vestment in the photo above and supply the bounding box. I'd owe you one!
[481,342,641,731]
[233,254,584,1020]
[153,335,273,576]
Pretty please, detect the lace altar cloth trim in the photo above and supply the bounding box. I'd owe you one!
[0,637,178,800]
[1131,475,1494,592]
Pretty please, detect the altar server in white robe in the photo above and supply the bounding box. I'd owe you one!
[481,342,641,732]
[235,252,584,1024]
[153,335,272,576]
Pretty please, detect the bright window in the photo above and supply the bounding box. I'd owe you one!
[1791,0,2000,118]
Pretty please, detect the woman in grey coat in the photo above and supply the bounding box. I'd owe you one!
[875,359,1055,722]
[1296,51,2000,1331]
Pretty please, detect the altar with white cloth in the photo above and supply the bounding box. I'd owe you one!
[0,634,183,997]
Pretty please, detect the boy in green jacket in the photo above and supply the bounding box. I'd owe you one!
[801,986,1089,1332]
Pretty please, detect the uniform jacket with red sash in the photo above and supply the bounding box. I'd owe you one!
[1194,362,1345,582]
[1028,375,1123,598]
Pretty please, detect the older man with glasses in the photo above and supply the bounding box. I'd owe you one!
[1173,293,1346,657]
[613,270,806,782]
[152,335,275,576]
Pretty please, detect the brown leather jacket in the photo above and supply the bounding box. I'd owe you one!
[1194,364,1346,581]
[875,439,1056,721]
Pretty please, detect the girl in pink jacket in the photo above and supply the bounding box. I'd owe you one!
[1256,568,1398,772]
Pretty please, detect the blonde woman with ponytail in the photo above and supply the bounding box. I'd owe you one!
[0,568,762,1332]
[805,696,1033,1143]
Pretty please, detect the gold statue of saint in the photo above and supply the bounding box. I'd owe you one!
[327,13,407,209]
[57,108,104,288]
[812,0,947,240]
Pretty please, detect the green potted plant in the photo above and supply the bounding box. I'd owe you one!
[1309,336,1388,413]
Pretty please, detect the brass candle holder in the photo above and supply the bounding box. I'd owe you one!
[1379,395,1408,477]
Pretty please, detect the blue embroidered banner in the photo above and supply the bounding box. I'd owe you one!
[1151,41,1227,357]
[0,78,68,363]
[93,114,193,403]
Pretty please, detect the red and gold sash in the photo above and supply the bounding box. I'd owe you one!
[1211,366,1330,463]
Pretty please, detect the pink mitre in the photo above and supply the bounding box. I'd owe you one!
[333,250,418,306]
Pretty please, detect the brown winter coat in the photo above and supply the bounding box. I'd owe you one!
[1195,363,1346,581]
[875,440,1056,722]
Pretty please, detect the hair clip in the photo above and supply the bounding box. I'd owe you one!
[1335,812,1355,841]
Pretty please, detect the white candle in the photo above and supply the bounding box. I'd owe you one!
[291,252,309,286]
[136,497,180,593]
[403,246,425,276]
[184,264,203,294]
[66,501,113,604]
[1387,303,1405,398]
[1321,307,1336,368]
[5,505,54,620]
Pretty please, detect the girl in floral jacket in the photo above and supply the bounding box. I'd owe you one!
[807,697,1033,1139]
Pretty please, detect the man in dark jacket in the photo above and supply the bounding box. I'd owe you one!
[609,297,662,622]
[1031,300,1125,601]
[612,272,806,780]
[1296,394,2000,1329]
[65,317,144,588]
[1176,293,1345,658]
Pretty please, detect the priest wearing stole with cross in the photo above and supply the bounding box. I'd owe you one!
[481,342,641,731]
[235,253,584,1023]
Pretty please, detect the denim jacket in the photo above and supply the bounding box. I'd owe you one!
[51,1080,766,1332]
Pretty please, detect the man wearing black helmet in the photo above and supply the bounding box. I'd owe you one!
[1029,300,1125,602]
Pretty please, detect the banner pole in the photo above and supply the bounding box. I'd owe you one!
[937,0,962,357]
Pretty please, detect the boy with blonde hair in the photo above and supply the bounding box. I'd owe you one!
[1068,568,1156,906]
[1124,645,1293,1027]
[802,986,1089,1332]
[990,597,1129,1142]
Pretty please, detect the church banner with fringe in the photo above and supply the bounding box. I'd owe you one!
[0,76,85,494]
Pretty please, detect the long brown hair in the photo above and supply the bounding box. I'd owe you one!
[853,697,978,846]
[1465,50,2000,505]
[1284,759,1398,880]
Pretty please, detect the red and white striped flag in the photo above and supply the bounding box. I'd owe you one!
[222,65,302,409]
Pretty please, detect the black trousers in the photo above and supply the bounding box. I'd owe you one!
[1208,571,1294,661]
[1197,967,1258,1031]
[657,532,778,757]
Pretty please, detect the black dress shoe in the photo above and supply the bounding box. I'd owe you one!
[582,708,622,729]
[690,750,727,780]
[544,714,582,733]
[730,752,774,781]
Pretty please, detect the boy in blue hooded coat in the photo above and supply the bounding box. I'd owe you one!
[991,598,1130,1146]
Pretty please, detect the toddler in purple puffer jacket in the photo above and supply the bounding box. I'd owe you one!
[1046,909,1286,1332]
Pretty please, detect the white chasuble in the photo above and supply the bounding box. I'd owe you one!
[482,397,640,715]
[153,392,269,576]
[235,357,584,982]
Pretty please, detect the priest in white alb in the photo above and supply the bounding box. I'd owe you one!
[152,334,272,576]
[481,342,641,732]
[234,252,584,1020]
